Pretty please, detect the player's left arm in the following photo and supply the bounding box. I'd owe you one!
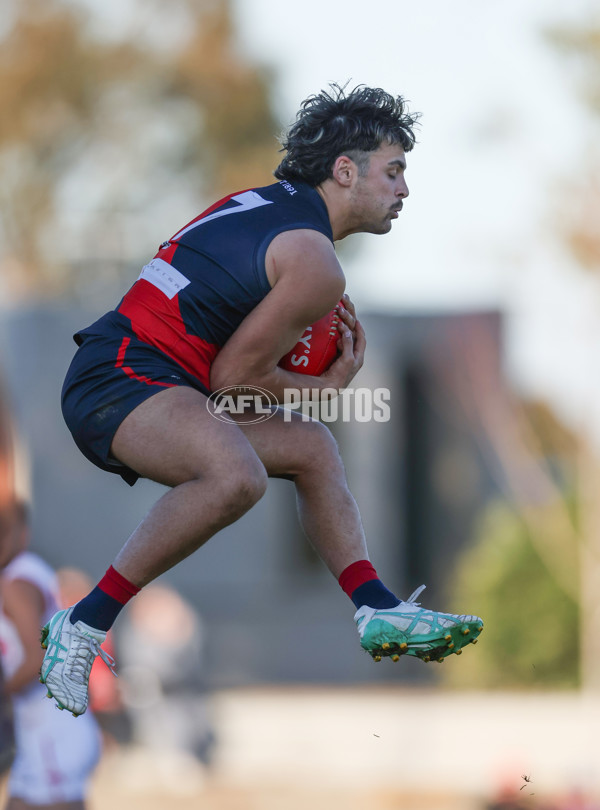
[2,578,45,694]
[209,230,365,398]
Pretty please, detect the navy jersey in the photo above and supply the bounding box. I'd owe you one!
[76,180,333,391]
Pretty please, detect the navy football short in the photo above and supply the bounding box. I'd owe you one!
[61,331,210,486]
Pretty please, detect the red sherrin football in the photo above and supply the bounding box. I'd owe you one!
[278,301,343,376]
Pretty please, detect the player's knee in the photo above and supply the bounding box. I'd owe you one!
[301,419,342,468]
[218,462,268,517]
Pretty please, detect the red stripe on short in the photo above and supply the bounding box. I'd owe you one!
[115,337,177,388]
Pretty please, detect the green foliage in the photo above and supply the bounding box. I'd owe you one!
[444,500,580,689]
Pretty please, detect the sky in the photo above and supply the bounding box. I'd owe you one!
[233,0,600,446]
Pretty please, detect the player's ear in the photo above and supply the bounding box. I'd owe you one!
[331,155,356,188]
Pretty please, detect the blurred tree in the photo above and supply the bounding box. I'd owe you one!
[545,17,600,691]
[437,322,582,689]
[546,22,600,273]
[447,500,579,689]
[444,18,600,690]
[0,0,278,301]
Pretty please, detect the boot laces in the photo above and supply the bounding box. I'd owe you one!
[404,584,426,606]
[67,635,117,685]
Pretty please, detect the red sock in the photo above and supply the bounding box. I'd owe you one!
[338,560,400,609]
[70,566,141,631]
[338,560,378,598]
[97,565,140,604]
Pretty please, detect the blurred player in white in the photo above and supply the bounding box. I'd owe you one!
[0,501,101,810]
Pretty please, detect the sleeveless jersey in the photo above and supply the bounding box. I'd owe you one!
[76,180,333,391]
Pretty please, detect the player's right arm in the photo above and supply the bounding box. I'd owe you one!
[209,229,365,398]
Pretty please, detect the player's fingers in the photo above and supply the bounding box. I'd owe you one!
[341,293,357,320]
[334,322,353,360]
[327,323,363,388]
[353,319,366,362]
[336,306,356,332]
[339,323,354,355]
[353,318,366,344]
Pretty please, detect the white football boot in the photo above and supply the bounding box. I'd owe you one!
[355,585,483,663]
[40,607,115,716]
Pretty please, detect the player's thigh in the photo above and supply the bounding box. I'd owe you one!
[232,407,341,478]
[110,386,264,487]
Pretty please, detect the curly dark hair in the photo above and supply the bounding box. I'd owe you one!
[274,83,420,187]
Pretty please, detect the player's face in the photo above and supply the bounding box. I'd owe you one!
[350,142,409,234]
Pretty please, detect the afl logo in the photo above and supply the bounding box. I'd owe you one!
[207,385,279,423]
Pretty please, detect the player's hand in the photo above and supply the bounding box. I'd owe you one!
[336,293,357,343]
[322,297,366,390]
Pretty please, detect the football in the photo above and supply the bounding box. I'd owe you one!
[278,301,344,376]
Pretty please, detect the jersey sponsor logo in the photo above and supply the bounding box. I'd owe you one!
[138,258,191,300]
[170,190,274,242]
